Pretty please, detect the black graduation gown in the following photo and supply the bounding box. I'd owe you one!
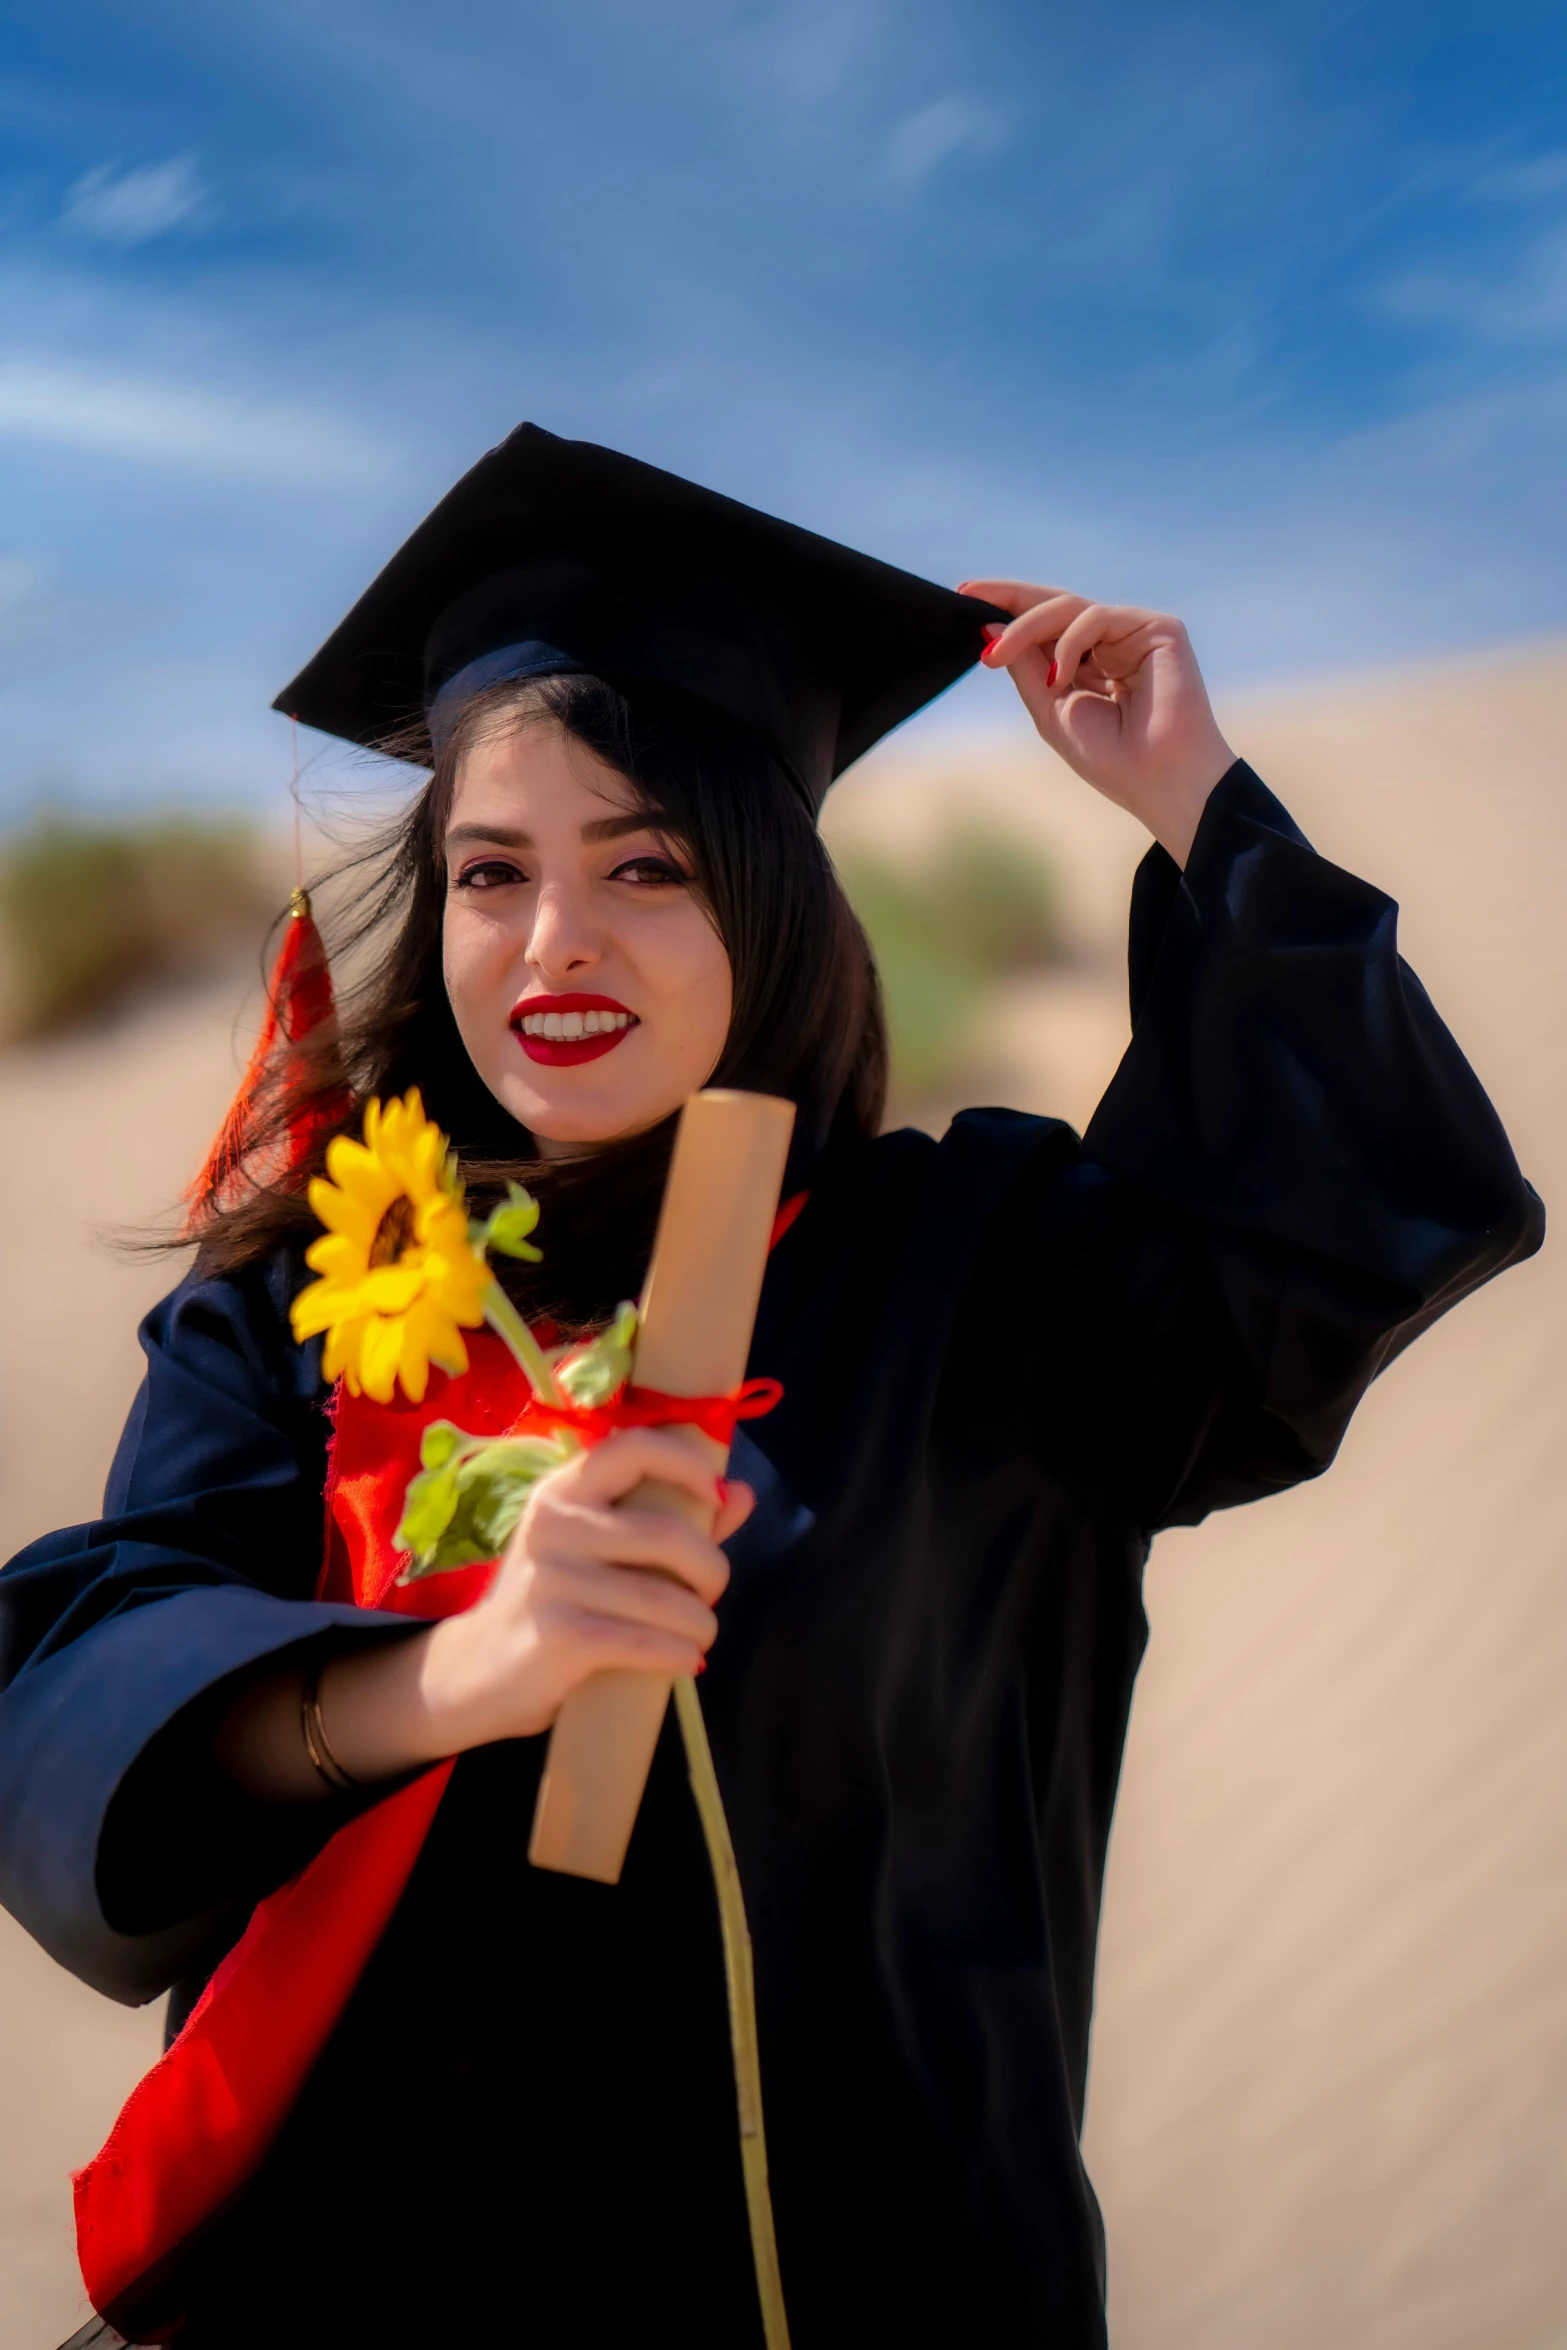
[0,767,1542,2349]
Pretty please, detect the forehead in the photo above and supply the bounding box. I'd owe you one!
[445,716,643,833]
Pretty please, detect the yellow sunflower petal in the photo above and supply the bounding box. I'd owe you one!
[303,1234,368,1280]
[322,1133,374,1187]
[303,1283,372,1335]
[415,1196,455,1252]
[358,1315,405,1405]
[358,1263,425,1314]
[408,1145,444,1209]
[380,1093,414,1145]
[418,1305,472,1379]
[337,1164,401,1221]
[394,1319,436,1404]
[428,1258,489,1325]
[400,1294,456,1361]
[324,1131,401,1208]
[382,1088,424,1147]
[432,1262,488,1318]
[291,1277,349,1342]
[412,1121,444,1185]
[426,1201,490,1282]
[308,1183,381,1245]
[321,1318,363,1386]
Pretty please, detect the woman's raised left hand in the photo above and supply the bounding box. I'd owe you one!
[959,580,1237,867]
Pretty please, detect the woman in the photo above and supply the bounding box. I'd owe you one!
[0,426,1541,2350]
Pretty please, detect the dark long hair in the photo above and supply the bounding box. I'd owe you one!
[188,674,886,1328]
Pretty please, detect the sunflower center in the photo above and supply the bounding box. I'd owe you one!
[369,1194,419,1268]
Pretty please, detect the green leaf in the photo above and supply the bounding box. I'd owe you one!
[557,1301,639,1408]
[418,1419,466,1471]
[395,1461,461,1562]
[396,1429,571,1580]
[469,1180,544,1264]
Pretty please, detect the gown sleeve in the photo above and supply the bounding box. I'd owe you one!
[0,1247,420,2005]
[961,760,1544,1532]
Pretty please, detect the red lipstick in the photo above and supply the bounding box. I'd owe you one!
[510,991,640,1067]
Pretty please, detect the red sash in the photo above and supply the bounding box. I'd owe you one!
[74,1193,803,2333]
[73,1337,532,2335]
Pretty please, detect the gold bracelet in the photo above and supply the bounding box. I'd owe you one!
[300,1661,358,1791]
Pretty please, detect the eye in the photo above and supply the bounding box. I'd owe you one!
[453,856,527,891]
[609,852,691,887]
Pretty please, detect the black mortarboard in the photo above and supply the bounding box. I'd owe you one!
[274,423,1005,812]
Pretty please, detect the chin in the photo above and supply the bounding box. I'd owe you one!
[489,1069,676,1149]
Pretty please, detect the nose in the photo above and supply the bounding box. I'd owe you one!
[524,879,603,986]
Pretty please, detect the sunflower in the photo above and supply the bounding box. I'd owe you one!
[289,1090,492,1404]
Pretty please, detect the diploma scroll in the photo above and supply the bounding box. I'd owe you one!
[528,1087,796,1884]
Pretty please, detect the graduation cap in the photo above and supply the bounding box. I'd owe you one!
[274,423,1005,813]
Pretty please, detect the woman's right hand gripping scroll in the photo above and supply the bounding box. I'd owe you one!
[216,1429,753,1803]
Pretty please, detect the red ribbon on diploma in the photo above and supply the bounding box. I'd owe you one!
[73,1322,789,2336]
[522,1374,783,1447]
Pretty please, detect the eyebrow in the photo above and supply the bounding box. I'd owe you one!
[445,812,658,851]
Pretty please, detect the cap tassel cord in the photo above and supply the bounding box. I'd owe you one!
[182,887,338,1230]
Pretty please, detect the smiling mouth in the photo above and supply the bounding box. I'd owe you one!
[510,993,640,1067]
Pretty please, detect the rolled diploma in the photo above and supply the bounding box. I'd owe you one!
[527,1087,796,1883]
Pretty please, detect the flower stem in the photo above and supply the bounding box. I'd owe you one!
[673,1673,792,2350]
[481,1281,565,1408]
[484,1278,786,2332]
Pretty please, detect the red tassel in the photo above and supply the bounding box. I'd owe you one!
[184,888,340,1226]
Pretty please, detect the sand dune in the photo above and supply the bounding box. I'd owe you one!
[2,646,1564,2346]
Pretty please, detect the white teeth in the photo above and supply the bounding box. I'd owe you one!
[519,1006,633,1038]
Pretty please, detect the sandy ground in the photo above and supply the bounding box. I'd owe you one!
[2,647,1564,2345]
[0,971,268,2345]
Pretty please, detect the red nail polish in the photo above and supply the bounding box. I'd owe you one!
[695,1656,707,1676]
[1047,660,1059,687]
[715,1476,729,1506]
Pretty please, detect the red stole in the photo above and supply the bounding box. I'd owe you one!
[73,1335,534,2336]
[75,1185,804,2334]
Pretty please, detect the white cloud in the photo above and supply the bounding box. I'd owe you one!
[884,95,1008,187]
[1472,151,1567,204]
[0,358,391,483]
[725,0,900,106]
[1381,225,1567,344]
[62,155,215,245]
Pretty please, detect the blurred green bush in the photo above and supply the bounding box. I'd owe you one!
[834,825,1061,1099]
[0,810,279,1042]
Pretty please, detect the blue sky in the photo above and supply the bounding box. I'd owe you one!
[2,0,1566,812]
